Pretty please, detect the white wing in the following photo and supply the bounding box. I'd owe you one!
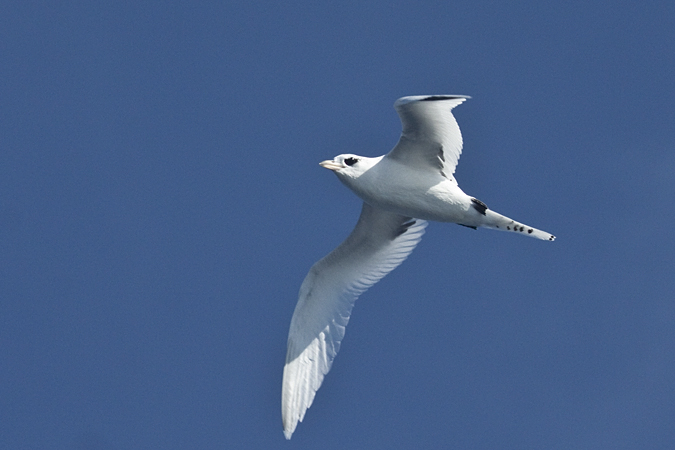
[387,95,470,182]
[282,203,427,439]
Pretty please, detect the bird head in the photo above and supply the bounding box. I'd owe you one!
[319,154,381,180]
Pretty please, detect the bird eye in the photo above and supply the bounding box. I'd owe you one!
[344,157,358,166]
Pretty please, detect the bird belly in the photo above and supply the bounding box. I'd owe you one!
[352,175,474,223]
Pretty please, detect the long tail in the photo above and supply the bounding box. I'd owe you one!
[481,209,555,241]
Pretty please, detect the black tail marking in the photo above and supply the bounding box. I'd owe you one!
[470,198,488,215]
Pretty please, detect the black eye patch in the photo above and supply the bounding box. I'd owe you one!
[344,157,358,166]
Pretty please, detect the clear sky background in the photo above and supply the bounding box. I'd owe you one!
[2,1,674,449]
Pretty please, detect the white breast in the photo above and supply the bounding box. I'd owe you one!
[341,157,473,223]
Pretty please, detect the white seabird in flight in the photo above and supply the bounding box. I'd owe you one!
[282,95,555,439]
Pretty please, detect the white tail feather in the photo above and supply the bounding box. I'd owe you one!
[481,210,555,241]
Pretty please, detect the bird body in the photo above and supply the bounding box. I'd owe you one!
[282,95,555,439]
[333,154,470,222]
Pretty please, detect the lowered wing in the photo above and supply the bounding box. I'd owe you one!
[282,203,427,439]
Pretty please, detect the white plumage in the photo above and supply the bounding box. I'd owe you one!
[282,95,555,439]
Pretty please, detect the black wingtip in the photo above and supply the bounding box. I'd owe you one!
[420,95,471,102]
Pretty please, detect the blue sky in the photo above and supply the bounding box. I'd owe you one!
[2,1,674,448]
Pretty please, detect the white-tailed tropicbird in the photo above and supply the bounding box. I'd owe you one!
[282,95,555,439]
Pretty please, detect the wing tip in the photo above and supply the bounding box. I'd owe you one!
[282,399,301,440]
[395,95,471,107]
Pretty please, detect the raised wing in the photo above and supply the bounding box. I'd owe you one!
[282,203,427,439]
[386,95,470,182]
